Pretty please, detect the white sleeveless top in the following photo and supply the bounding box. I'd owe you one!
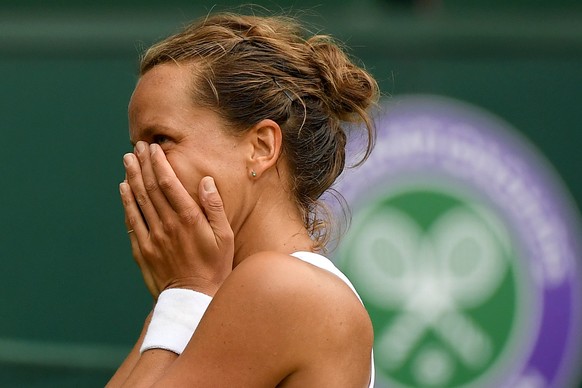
[290,251,375,388]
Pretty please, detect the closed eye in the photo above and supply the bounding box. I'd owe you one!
[152,134,170,145]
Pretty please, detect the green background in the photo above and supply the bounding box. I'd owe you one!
[1,0,581,386]
[339,191,519,387]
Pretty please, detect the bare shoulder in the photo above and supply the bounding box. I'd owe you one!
[227,251,369,324]
[165,251,373,387]
[218,251,374,385]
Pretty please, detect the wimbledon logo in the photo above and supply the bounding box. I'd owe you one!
[333,95,582,388]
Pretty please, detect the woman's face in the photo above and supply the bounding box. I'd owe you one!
[127,62,248,220]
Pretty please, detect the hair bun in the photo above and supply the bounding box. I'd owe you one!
[307,35,378,123]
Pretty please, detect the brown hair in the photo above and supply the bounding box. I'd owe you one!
[140,12,379,248]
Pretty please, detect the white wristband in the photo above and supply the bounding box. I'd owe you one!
[140,288,212,355]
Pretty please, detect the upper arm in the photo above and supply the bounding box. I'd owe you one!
[151,252,373,387]
[150,253,308,387]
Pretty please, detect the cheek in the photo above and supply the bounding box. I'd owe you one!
[165,154,202,201]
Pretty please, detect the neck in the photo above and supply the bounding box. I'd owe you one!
[231,188,314,268]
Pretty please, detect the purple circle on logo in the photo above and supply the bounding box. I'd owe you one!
[335,95,582,387]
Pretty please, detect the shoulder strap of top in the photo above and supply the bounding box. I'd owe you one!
[290,251,375,388]
[290,251,361,301]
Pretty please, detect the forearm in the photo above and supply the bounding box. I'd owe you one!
[107,311,179,388]
[120,348,178,388]
[109,289,213,387]
[106,312,153,388]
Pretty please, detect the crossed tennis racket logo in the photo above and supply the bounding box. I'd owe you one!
[346,205,509,378]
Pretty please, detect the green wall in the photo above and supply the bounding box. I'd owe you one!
[1,1,581,386]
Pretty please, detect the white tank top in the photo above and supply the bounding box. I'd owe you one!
[291,251,375,388]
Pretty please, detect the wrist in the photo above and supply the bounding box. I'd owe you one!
[140,288,213,355]
[163,277,222,297]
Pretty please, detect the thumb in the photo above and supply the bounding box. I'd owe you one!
[199,177,233,243]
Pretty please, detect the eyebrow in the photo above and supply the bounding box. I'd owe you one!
[129,126,156,148]
[129,123,179,148]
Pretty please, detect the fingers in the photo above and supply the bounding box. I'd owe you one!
[199,176,234,245]
[123,211,141,261]
[149,143,202,223]
[119,143,235,299]
[123,152,161,228]
[120,182,160,298]
[134,142,174,220]
[120,181,149,238]
[120,179,151,278]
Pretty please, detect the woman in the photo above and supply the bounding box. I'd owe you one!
[107,11,379,387]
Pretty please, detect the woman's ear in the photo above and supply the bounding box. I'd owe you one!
[247,119,282,178]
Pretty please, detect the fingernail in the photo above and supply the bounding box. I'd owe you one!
[150,143,157,155]
[123,153,133,167]
[203,177,216,193]
[119,182,128,194]
[136,142,146,154]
